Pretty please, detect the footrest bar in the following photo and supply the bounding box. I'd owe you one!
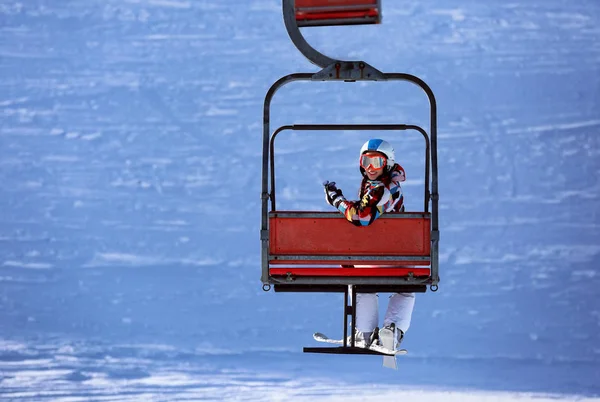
[303,346,388,356]
[274,284,427,293]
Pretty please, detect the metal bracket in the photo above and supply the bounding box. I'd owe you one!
[312,61,386,81]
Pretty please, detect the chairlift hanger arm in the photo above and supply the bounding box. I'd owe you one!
[283,0,386,81]
[283,0,336,68]
[284,0,383,69]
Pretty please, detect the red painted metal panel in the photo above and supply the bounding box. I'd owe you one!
[296,0,378,7]
[270,259,429,265]
[295,0,380,25]
[297,10,378,20]
[269,215,430,256]
[270,267,431,277]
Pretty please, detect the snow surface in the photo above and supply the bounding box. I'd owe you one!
[1,0,599,400]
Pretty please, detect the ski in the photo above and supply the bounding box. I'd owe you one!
[378,326,398,369]
[313,332,407,357]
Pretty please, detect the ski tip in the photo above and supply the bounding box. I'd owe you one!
[383,358,398,369]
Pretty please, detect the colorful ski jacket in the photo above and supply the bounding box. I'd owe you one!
[336,164,406,226]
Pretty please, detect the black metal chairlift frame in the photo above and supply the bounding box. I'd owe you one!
[260,0,440,355]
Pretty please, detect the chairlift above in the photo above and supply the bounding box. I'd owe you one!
[260,0,439,357]
[295,0,381,27]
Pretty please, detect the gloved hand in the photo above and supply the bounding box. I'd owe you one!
[323,181,345,208]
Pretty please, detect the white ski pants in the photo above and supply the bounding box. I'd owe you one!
[356,292,415,334]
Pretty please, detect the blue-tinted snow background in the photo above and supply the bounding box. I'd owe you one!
[1,0,599,400]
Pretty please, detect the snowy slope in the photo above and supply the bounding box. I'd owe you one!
[1,0,599,400]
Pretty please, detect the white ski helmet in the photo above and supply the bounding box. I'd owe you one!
[359,139,396,172]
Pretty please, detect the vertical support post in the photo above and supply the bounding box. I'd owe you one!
[261,74,311,286]
[350,285,357,347]
[343,286,349,347]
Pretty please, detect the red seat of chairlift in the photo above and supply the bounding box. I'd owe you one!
[295,0,381,27]
[268,212,431,280]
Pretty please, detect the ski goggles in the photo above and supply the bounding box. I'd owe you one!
[360,153,387,170]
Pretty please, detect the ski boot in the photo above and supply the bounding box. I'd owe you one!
[349,328,379,348]
[379,323,403,351]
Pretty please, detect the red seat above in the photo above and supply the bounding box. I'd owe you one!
[295,0,381,27]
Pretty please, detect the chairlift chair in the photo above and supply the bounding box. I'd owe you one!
[295,0,381,27]
[261,0,440,356]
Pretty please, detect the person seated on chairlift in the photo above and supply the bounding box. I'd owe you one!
[324,139,415,349]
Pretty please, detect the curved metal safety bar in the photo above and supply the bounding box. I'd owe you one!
[269,124,431,212]
[261,72,439,287]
